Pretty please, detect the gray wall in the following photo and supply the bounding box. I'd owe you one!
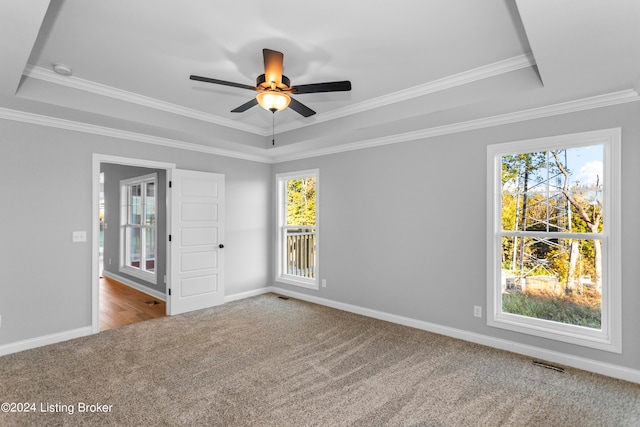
[272,101,640,372]
[101,163,167,294]
[0,119,271,345]
[1,101,639,376]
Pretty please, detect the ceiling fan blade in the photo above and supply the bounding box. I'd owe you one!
[263,49,284,87]
[231,98,258,113]
[190,75,256,91]
[291,80,352,94]
[288,97,316,117]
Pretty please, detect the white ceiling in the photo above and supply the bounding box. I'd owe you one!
[1,0,639,162]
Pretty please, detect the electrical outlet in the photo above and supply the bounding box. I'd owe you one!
[474,305,482,318]
[322,279,327,288]
[72,231,86,242]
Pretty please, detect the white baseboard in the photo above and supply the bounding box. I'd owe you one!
[0,326,93,357]
[102,270,166,301]
[5,285,638,384]
[225,287,271,303]
[268,286,640,385]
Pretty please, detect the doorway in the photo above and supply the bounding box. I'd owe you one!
[98,165,168,330]
[91,154,226,333]
[92,155,176,334]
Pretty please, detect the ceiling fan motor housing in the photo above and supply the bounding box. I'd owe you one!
[256,73,291,91]
[189,48,351,117]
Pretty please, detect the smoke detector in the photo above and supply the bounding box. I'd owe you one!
[52,63,73,76]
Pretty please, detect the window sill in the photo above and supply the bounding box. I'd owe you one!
[276,275,318,290]
[488,311,620,353]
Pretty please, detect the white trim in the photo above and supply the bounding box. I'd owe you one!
[1,90,638,164]
[23,65,266,136]
[271,90,640,162]
[102,270,166,302]
[24,54,535,138]
[119,172,158,283]
[3,286,638,384]
[0,107,271,163]
[92,154,176,333]
[0,326,93,357]
[267,286,640,384]
[486,128,622,353]
[224,287,271,304]
[0,286,271,356]
[275,53,536,134]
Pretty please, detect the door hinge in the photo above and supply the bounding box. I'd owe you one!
[168,234,172,242]
[168,288,172,296]
[169,181,172,188]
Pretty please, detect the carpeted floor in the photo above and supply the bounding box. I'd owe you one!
[1,293,639,426]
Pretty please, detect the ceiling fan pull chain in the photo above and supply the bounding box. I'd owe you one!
[272,111,275,146]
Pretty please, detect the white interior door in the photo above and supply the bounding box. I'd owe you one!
[168,169,225,315]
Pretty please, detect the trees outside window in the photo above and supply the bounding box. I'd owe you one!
[276,169,319,289]
[487,129,621,352]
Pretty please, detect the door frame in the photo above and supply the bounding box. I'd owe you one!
[91,154,176,334]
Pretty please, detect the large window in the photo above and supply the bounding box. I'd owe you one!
[276,169,319,289]
[120,173,157,282]
[487,129,621,352]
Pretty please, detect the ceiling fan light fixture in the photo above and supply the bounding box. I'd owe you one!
[256,91,290,112]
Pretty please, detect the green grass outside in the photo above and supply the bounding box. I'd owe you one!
[502,289,601,329]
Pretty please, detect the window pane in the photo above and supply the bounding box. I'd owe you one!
[127,227,141,268]
[130,184,141,197]
[130,202,142,225]
[501,236,601,329]
[145,227,155,272]
[145,182,155,225]
[129,184,142,225]
[501,146,603,234]
[286,177,316,226]
[146,181,155,197]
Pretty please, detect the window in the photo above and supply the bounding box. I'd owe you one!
[487,129,621,352]
[120,173,157,282]
[276,169,319,289]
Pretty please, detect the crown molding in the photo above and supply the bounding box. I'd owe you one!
[0,107,272,163]
[23,54,535,138]
[2,89,637,165]
[275,53,538,134]
[270,89,640,162]
[22,65,267,136]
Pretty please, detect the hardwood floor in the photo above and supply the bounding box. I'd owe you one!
[99,276,166,331]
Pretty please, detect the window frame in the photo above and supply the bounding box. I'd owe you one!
[275,169,319,290]
[120,173,157,283]
[486,129,621,353]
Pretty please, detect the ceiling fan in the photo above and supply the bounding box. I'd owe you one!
[190,49,352,117]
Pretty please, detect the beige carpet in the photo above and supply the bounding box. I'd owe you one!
[1,293,639,426]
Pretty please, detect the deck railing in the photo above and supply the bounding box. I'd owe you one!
[285,226,316,278]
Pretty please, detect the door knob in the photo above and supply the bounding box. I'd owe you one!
[219,244,224,249]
